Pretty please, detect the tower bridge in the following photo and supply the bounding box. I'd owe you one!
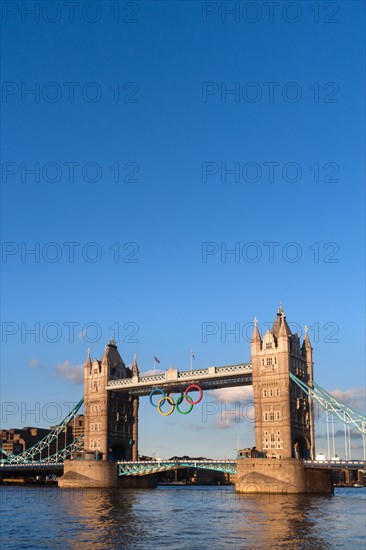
[1,306,365,493]
[81,305,317,464]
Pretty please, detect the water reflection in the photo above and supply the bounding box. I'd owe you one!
[1,486,364,549]
[61,488,146,548]
[231,492,334,549]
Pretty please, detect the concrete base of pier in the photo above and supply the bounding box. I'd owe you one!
[58,460,156,489]
[235,459,333,494]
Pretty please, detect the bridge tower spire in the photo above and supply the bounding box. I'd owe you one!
[251,306,315,460]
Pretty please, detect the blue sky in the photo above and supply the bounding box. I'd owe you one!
[1,1,365,459]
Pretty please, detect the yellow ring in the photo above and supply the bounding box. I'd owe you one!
[157,396,175,416]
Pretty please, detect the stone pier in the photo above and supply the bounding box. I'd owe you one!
[235,458,333,494]
[58,459,156,489]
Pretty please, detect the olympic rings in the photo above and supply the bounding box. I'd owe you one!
[157,396,175,417]
[184,384,203,405]
[176,394,194,415]
[149,388,165,408]
[149,385,203,416]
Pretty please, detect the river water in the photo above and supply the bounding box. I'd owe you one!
[1,486,365,549]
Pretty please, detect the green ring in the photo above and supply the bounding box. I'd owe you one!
[176,394,194,415]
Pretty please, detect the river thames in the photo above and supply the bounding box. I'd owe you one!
[1,486,365,549]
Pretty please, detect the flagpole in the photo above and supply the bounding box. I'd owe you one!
[153,357,155,374]
[190,350,192,372]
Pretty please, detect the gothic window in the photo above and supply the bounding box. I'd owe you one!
[264,412,269,421]
[269,389,273,397]
[276,412,280,420]
[270,412,275,421]
[270,434,275,442]
[276,388,280,396]
[263,389,267,397]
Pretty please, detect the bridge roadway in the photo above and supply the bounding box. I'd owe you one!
[0,460,364,475]
[107,363,253,395]
[0,462,63,472]
[116,459,366,477]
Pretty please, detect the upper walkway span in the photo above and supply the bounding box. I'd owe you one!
[107,363,252,395]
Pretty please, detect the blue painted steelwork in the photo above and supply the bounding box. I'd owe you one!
[117,460,237,476]
[303,460,366,470]
[289,373,366,436]
[0,399,84,464]
[117,459,366,477]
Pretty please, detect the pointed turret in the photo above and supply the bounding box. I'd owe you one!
[272,304,291,338]
[85,348,92,371]
[302,326,313,364]
[101,344,108,368]
[278,314,291,338]
[132,353,139,377]
[250,317,262,355]
[303,325,312,348]
[101,339,125,375]
[251,318,262,343]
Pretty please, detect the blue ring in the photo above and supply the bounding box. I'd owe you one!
[149,388,165,408]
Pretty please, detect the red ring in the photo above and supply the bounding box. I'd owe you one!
[184,384,203,405]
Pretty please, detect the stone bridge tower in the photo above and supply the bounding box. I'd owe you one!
[83,339,139,461]
[251,306,315,460]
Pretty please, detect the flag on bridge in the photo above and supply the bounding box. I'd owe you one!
[191,352,195,360]
[154,356,160,364]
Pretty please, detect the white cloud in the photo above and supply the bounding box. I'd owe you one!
[208,386,253,404]
[144,369,163,376]
[316,429,362,440]
[55,361,83,384]
[329,387,365,413]
[215,415,238,430]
